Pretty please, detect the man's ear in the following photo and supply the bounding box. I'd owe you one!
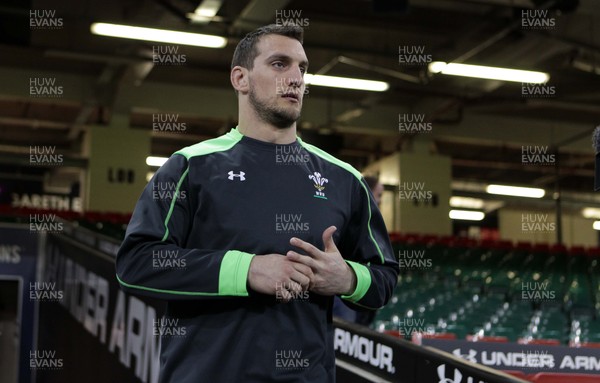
[231,66,249,94]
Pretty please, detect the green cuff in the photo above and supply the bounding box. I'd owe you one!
[218,250,255,296]
[341,261,372,303]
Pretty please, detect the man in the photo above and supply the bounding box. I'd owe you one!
[116,24,398,382]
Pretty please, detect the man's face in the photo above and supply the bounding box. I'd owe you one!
[247,34,308,129]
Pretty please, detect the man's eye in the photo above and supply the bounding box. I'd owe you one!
[300,67,306,74]
[273,62,284,68]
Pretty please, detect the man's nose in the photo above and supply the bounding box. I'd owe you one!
[288,67,304,86]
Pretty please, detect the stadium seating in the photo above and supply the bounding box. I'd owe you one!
[376,233,600,348]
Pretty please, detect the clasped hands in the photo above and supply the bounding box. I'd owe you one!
[247,226,357,302]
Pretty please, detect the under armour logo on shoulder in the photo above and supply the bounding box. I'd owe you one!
[228,171,246,181]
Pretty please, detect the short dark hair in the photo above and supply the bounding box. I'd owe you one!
[231,24,304,70]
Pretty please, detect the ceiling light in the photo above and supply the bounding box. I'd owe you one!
[187,13,214,23]
[449,210,485,221]
[188,0,222,23]
[583,208,600,219]
[90,22,227,48]
[429,62,549,84]
[304,74,389,92]
[194,7,218,18]
[593,221,600,231]
[146,156,168,167]
[486,184,545,198]
[450,196,485,210]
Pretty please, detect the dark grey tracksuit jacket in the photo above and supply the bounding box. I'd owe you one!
[116,127,399,382]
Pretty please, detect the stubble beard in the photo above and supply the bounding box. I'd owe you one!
[248,86,301,129]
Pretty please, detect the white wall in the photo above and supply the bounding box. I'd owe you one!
[499,208,598,247]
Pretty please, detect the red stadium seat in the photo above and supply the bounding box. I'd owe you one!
[569,246,586,256]
[454,237,477,248]
[466,335,509,343]
[580,342,600,349]
[405,233,423,244]
[497,240,514,250]
[479,239,496,249]
[587,247,600,259]
[478,239,513,250]
[549,243,567,254]
[383,330,402,338]
[388,232,402,243]
[422,234,438,245]
[411,332,457,345]
[532,243,550,253]
[529,372,600,382]
[518,338,561,346]
[516,241,533,251]
[438,235,455,247]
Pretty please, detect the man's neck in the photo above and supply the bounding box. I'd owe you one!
[237,121,297,144]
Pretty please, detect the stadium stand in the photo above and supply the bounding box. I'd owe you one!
[377,233,600,347]
[376,233,600,382]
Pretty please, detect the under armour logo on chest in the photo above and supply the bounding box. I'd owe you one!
[228,171,246,181]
